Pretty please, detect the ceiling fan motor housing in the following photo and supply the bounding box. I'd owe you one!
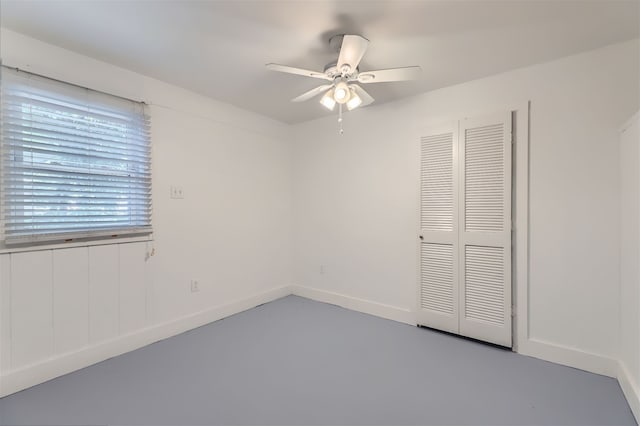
[324,61,359,80]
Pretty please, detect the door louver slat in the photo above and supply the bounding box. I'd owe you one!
[421,243,454,314]
[464,245,505,325]
[465,123,505,232]
[421,133,453,231]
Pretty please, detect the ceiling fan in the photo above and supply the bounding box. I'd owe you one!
[266,34,421,116]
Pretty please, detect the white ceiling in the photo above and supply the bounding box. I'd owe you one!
[1,0,638,124]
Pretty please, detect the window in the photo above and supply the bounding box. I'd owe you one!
[0,66,151,246]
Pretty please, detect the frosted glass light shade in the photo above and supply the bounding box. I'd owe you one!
[320,89,336,110]
[346,89,362,110]
[333,81,350,104]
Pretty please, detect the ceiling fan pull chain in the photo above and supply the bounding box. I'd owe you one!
[338,103,344,135]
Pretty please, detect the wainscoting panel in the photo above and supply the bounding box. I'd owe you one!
[88,244,120,344]
[53,248,89,355]
[11,250,54,369]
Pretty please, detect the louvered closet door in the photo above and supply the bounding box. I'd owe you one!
[417,123,459,334]
[459,113,512,347]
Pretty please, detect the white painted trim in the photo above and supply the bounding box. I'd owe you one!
[290,285,415,326]
[0,285,290,397]
[0,234,154,255]
[517,337,618,378]
[513,101,530,353]
[291,282,623,381]
[3,282,636,418]
[291,283,619,380]
[618,361,640,423]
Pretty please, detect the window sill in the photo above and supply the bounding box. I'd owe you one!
[0,234,154,254]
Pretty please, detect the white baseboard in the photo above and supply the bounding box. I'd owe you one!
[2,283,636,421]
[0,285,291,397]
[618,362,640,423]
[290,285,415,325]
[289,286,622,378]
[517,337,618,378]
[290,288,635,419]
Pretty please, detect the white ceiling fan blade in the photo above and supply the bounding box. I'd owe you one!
[357,66,422,83]
[351,84,375,106]
[291,84,334,102]
[337,35,369,74]
[266,63,331,81]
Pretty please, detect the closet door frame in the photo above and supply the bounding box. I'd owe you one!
[415,102,529,353]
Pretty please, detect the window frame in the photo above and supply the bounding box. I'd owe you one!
[0,66,153,248]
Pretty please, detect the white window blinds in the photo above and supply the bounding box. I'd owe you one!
[0,67,152,245]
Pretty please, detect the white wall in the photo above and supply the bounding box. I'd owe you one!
[0,26,638,405]
[0,29,293,395]
[291,39,640,369]
[620,111,640,418]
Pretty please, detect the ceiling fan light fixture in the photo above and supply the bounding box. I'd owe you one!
[346,89,362,111]
[266,34,420,132]
[320,89,337,110]
[333,81,350,104]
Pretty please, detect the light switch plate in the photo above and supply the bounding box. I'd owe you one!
[170,186,184,199]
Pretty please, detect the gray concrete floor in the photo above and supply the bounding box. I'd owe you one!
[0,295,636,425]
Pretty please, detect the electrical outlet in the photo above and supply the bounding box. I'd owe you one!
[170,186,184,199]
[320,264,327,274]
[190,280,200,293]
